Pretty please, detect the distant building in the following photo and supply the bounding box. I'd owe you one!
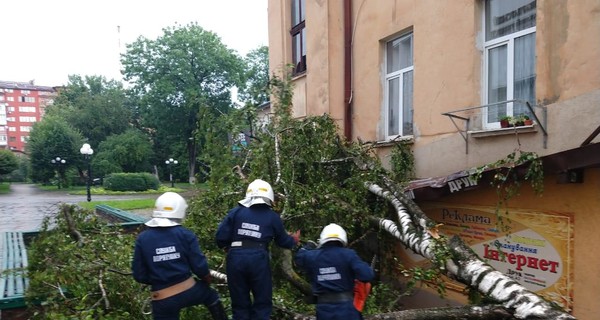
[0,80,58,154]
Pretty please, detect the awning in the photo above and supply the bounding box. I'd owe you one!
[406,142,600,201]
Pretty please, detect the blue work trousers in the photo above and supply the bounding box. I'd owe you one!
[226,249,272,320]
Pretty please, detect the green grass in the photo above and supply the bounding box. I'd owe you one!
[38,184,186,195]
[78,198,156,210]
[0,183,10,194]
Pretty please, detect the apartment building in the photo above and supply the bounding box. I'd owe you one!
[268,0,600,318]
[0,81,57,153]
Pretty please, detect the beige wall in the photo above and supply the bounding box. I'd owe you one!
[269,0,600,178]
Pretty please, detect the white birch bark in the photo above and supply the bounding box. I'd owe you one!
[368,182,575,320]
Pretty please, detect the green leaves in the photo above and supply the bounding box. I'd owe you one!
[0,149,18,175]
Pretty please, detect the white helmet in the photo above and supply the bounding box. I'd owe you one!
[145,192,188,227]
[238,179,274,207]
[319,223,348,247]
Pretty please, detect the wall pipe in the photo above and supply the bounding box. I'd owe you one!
[343,0,353,141]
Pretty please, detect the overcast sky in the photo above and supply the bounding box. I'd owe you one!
[1,0,268,87]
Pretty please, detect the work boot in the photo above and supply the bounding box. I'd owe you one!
[207,300,229,320]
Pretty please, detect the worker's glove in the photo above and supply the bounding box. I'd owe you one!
[202,274,212,284]
[302,240,318,250]
[290,229,301,244]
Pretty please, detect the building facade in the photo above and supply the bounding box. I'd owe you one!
[0,81,57,153]
[268,0,600,318]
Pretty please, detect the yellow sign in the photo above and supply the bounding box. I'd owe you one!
[414,203,574,311]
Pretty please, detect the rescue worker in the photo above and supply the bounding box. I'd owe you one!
[132,192,228,320]
[294,223,375,320]
[215,179,300,320]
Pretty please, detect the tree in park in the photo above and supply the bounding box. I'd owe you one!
[26,115,85,186]
[238,45,270,107]
[0,149,18,178]
[91,128,155,176]
[47,75,132,149]
[121,23,245,184]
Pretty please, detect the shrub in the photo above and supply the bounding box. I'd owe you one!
[103,172,159,191]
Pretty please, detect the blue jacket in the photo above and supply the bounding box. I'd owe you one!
[132,226,210,291]
[215,204,296,250]
[295,244,374,295]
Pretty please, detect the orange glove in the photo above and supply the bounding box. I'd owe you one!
[353,280,371,312]
[290,229,301,244]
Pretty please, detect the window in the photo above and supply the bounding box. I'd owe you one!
[20,126,32,132]
[290,0,306,75]
[19,96,35,103]
[19,116,37,122]
[21,90,30,94]
[484,0,536,128]
[385,33,414,138]
[7,97,14,101]
[19,106,36,112]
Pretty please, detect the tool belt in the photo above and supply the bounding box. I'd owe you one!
[230,240,267,250]
[151,277,195,300]
[317,291,354,304]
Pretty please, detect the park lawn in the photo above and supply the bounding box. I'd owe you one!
[0,183,9,194]
[78,198,155,211]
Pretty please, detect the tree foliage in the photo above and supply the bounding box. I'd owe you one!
[121,22,245,183]
[92,129,155,176]
[238,45,270,106]
[0,149,18,176]
[47,75,131,148]
[26,115,85,184]
[26,205,149,319]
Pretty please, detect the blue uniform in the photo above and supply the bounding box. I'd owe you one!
[132,226,220,320]
[295,244,375,320]
[215,204,296,320]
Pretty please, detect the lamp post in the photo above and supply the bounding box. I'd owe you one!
[50,157,66,189]
[80,143,94,202]
[165,158,178,188]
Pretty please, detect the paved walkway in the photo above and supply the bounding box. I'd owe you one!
[0,183,159,232]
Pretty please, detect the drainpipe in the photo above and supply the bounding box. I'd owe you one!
[343,0,353,141]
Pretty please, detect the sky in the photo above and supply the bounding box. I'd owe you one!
[0,0,268,87]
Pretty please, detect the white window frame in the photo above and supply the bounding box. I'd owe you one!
[384,33,414,140]
[482,0,536,129]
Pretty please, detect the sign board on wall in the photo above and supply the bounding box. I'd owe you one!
[407,203,574,311]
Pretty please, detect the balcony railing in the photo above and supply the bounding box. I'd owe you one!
[442,99,547,154]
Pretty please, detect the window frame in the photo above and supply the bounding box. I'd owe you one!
[483,0,536,129]
[290,0,306,75]
[384,33,414,140]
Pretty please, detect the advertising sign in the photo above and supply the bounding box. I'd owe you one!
[407,203,574,311]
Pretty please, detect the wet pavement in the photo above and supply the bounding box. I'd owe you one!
[0,183,158,232]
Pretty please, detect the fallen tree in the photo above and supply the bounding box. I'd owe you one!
[24,74,575,319]
[187,73,575,319]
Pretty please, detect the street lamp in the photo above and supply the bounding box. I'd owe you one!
[80,143,94,202]
[50,157,66,189]
[165,158,178,188]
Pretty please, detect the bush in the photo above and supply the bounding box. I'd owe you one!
[103,172,159,191]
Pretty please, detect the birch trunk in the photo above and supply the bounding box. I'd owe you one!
[367,182,575,320]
